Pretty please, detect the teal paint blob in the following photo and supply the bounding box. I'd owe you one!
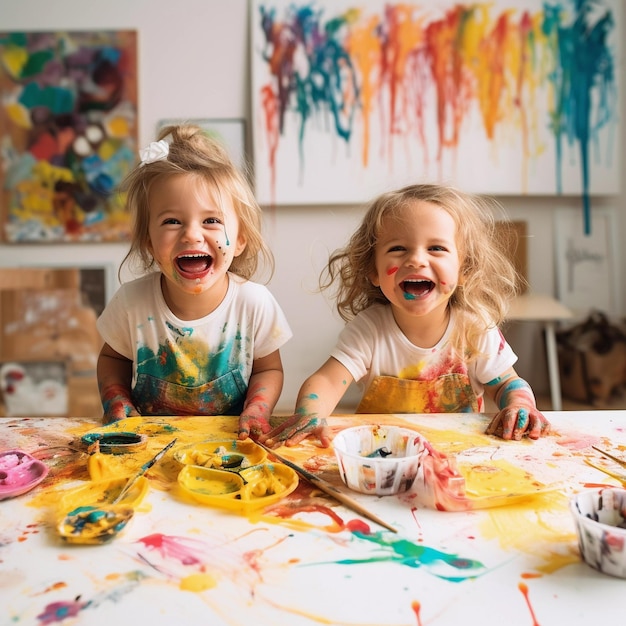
[326,530,488,582]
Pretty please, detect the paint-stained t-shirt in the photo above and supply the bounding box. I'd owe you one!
[331,305,517,414]
[97,272,292,416]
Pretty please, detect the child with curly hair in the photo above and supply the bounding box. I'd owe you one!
[262,184,549,447]
[97,124,291,439]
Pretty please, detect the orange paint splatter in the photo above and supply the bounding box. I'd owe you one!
[518,582,540,626]
[411,600,423,626]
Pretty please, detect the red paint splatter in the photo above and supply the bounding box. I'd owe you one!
[583,482,616,489]
[137,533,201,565]
[387,266,399,275]
[269,503,345,530]
[518,582,540,626]
[346,518,371,534]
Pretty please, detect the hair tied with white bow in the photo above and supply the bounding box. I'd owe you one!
[139,139,169,166]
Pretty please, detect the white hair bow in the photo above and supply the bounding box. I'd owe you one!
[139,139,169,165]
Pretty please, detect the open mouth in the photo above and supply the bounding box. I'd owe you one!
[400,279,434,298]
[176,254,213,276]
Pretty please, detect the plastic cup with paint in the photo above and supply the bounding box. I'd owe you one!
[333,425,427,496]
[570,487,626,578]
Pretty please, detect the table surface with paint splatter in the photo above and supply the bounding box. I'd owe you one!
[1,410,625,625]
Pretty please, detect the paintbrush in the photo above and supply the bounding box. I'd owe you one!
[256,441,397,533]
[592,445,626,469]
[112,438,178,505]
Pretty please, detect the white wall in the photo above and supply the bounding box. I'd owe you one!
[1,0,624,411]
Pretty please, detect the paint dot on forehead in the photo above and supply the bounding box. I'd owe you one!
[387,267,399,275]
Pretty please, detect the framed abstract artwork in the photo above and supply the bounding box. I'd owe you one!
[554,207,620,317]
[0,30,138,243]
[251,0,620,232]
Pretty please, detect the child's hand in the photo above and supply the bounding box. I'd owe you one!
[103,401,140,424]
[101,384,140,424]
[258,413,331,448]
[237,414,271,441]
[486,406,550,441]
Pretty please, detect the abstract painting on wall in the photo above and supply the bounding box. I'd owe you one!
[0,30,138,243]
[251,0,620,233]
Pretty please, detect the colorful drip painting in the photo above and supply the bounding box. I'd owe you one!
[251,0,620,233]
[0,30,138,243]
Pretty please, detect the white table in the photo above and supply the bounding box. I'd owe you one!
[507,292,574,410]
[1,412,624,625]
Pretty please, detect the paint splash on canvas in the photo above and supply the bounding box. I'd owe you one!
[253,1,618,233]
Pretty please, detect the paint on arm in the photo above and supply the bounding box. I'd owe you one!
[494,378,536,411]
[100,383,139,422]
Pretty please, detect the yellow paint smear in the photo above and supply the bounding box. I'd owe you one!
[458,459,544,498]
[179,572,218,592]
[479,490,579,573]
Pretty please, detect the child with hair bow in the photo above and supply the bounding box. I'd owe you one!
[97,124,291,439]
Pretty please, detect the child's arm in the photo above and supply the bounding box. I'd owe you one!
[97,343,140,423]
[484,367,551,440]
[237,350,284,440]
[259,357,354,448]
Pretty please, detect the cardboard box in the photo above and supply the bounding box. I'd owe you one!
[0,268,102,417]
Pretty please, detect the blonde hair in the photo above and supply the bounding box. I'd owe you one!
[119,124,272,281]
[322,184,522,359]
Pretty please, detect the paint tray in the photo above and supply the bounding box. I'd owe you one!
[56,475,150,544]
[178,462,299,513]
[80,431,148,454]
[58,474,149,512]
[58,504,135,545]
[173,439,267,471]
[0,449,49,500]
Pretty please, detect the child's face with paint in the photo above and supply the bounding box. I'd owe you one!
[371,201,461,320]
[147,173,246,298]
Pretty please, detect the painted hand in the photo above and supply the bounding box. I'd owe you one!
[102,385,140,423]
[258,413,331,448]
[237,414,271,441]
[103,401,140,424]
[486,406,551,440]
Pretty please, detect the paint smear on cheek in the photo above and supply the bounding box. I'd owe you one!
[387,266,398,275]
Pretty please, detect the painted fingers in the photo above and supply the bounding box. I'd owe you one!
[486,407,551,441]
[259,414,331,448]
[237,414,272,441]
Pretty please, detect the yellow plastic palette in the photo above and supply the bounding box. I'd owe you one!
[58,475,150,512]
[178,462,299,513]
[173,439,267,471]
[56,475,150,544]
[58,504,135,544]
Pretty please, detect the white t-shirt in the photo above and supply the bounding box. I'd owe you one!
[331,304,517,413]
[97,272,292,415]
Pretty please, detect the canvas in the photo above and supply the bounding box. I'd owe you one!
[0,30,138,242]
[251,0,620,234]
